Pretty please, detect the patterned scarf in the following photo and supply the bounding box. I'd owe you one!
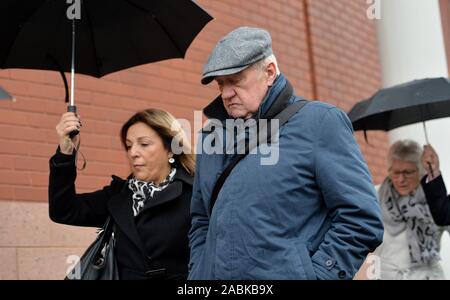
[379,178,440,264]
[128,168,176,216]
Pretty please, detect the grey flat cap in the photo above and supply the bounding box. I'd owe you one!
[201,27,273,85]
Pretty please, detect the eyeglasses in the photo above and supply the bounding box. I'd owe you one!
[389,169,418,179]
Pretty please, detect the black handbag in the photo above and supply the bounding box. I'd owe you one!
[65,217,119,280]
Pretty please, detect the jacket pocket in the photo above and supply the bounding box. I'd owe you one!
[295,242,317,280]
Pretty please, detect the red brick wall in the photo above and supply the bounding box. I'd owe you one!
[0,0,387,205]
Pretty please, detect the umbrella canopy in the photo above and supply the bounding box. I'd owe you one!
[0,86,14,101]
[348,77,450,132]
[0,0,213,77]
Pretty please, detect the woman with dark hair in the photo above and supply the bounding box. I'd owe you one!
[49,109,194,279]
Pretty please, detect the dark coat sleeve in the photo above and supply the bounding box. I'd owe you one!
[421,175,450,226]
[48,148,123,227]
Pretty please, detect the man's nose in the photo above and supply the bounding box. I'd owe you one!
[221,84,236,100]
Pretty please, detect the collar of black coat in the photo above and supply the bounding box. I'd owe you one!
[202,75,295,122]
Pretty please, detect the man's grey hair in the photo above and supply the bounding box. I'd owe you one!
[254,54,280,76]
[388,139,424,176]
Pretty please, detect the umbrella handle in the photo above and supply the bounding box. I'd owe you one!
[422,122,434,177]
[67,105,79,138]
[427,162,434,178]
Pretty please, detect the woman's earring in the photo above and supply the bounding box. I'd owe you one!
[169,157,175,164]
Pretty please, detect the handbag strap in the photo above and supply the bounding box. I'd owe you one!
[209,100,309,214]
[103,215,153,275]
[99,216,114,247]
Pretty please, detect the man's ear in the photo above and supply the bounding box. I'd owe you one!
[266,62,277,86]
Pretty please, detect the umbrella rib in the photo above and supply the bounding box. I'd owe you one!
[149,15,184,57]
[122,0,184,57]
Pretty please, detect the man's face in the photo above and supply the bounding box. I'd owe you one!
[215,63,275,119]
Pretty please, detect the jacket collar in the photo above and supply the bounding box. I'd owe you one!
[141,167,192,212]
[262,76,295,119]
[203,74,295,122]
[173,166,194,186]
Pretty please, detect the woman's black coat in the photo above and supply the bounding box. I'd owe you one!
[48,150,193,279]
[422,175,450,226]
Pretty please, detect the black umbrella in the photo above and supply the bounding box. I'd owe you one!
[348,77,450,140]
[348,77,450,176]
[0,86,14,101]
[0,0,213,112]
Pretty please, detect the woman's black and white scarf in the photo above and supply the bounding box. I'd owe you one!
[379,178,440,264]
[128,168,176,216]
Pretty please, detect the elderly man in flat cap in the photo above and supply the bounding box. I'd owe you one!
[188,27,384,280]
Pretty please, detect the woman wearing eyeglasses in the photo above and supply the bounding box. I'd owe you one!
[373,139,448,280]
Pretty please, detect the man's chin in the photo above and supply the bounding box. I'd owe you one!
[228,111,243,119]
[228,110,251,119]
